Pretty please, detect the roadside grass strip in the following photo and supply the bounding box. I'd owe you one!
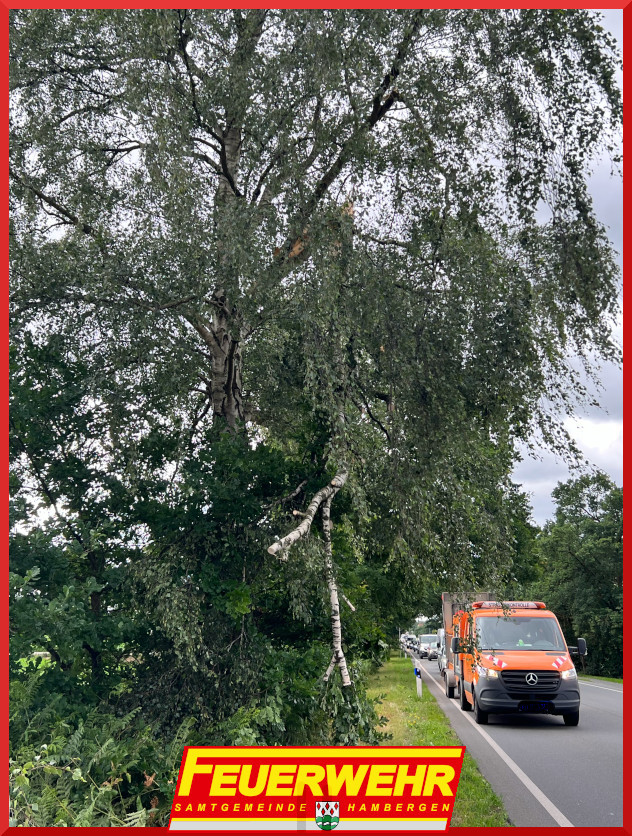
[578,673,622,684]
[366,654,511,828]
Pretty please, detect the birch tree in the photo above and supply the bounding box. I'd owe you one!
[11,10,621,701]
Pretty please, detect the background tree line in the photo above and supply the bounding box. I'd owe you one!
[411,474,623,678]
[527,474,622,678]
[10,9,621,826]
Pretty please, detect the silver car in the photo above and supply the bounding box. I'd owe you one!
[418,634,439,660]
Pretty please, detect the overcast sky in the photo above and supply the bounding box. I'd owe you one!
[512,9,623,526]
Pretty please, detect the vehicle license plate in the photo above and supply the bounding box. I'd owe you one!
[518,701,553,713]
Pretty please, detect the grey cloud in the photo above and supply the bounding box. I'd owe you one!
[512,10,623,525]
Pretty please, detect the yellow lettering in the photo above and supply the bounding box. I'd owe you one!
[175,804,181,812]
[266,764,297,796]
[288,803,295,812]
[221,804,229,812]
[178,749,213,796]
[371,803,380,812]
[347,804,355,812]
[185,804,192,812]
[326,764,369,796]
[245,804,253,812]
[431,803,438,811]
[276,803,284,812]
[238,764,270,797]
[423,765,455,797]
[384,803,391,812]
[210,765,240,797]
[196,804,206,812]
[396,803,402,811]
[366,765,396,796]
[234,804,240,812]
[294,765,325,797]
[443,803,450,812]
[407,803,414,812]
[257,803,264,811]
[300,804,306,812]
[359,804,367,812]
[394,764,427,797]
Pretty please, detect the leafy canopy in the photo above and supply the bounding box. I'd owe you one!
[9,10,622,821]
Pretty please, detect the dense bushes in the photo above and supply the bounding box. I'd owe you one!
[9,432,391,826]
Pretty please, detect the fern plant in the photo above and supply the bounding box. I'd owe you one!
[10,672,195,827]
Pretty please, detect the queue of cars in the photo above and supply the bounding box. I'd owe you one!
[400,631,441,661]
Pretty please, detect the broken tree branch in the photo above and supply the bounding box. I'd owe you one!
[324,654,337,681]
[267,470,348,559]
[321,493,351,687]
[267,468,350,685]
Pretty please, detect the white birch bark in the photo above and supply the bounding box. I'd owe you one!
[321,494,351,686]
[267,471,348,558]
[266,469,352,685]
[324,654,337,681]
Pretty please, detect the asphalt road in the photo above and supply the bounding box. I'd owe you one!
[411,655,623,828]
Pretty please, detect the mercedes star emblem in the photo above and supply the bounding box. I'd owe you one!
[525,672,539,685]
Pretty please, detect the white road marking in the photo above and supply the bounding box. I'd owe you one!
[416,659,575,828]
[578,680,623,693]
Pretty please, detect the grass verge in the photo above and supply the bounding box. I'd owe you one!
[578,673,623,684]
[366,653,511,828]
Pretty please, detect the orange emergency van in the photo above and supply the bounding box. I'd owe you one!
[450,600,587,726]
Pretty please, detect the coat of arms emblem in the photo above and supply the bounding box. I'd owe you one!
[315,800,340,830]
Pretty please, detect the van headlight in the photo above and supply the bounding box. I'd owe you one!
[561,668,577,680]
[476,666,499,678]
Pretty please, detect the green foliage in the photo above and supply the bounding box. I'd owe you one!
[526,474,622,676]
[10,668,193,827]
[9,10,622,825]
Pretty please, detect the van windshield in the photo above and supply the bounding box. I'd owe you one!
[476,616,566,651]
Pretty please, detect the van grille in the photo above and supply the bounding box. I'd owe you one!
[501,670,560,693]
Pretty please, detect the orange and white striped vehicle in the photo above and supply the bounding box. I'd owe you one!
[444,597,587,727]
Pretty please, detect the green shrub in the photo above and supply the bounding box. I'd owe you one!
[10,670,193,827]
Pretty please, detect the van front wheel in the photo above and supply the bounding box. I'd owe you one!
[459,681,472,711]
[445,674,454,699]
[563,711,580,726]
[472,690,488,725]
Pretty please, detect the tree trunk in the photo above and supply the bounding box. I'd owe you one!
[191,293,245,430]
[193,12,267,432]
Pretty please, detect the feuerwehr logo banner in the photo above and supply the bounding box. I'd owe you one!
[168,746,465,832]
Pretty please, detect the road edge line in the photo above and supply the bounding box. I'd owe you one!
[416,659,575,828]
[577,680,622,692]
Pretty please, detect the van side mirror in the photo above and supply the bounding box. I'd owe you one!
[450,637,459,653]
[577,637,587,656]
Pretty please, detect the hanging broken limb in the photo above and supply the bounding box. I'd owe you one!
[267,470,352,686]
[321,492,351,686]
[267,470,348,559]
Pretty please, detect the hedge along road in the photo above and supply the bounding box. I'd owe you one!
[413,656,623,827]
